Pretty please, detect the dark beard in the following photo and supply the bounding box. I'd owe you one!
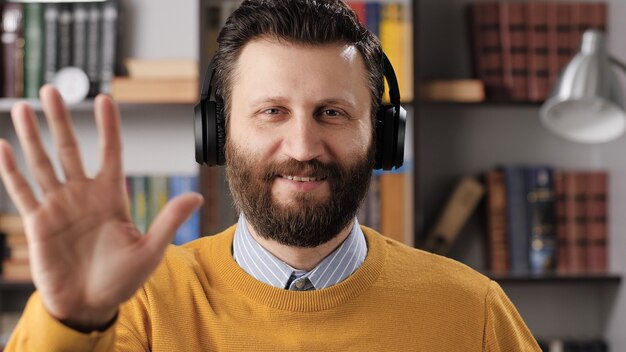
[225,140,375,248]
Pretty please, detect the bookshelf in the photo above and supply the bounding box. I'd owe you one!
[416,0,625,348]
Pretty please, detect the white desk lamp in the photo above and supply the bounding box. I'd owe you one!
[540,29,626,144]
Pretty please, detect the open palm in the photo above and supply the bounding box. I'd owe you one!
[0,86,203,330]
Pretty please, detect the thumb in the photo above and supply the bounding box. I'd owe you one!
[143,192,204,255]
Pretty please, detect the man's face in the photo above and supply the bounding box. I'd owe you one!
[226,38,374,247]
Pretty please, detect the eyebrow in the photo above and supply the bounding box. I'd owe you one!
[249,96,358,109]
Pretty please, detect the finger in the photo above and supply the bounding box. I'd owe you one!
[40,85,87,180]
[11,102,62,193]
[0,140,40,215]
[94,94,123,181]
[142,193,204,255]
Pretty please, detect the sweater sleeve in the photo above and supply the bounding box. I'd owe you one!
[4,291,148,351]
[482,280,542,352]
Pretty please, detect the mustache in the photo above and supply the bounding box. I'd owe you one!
[261,159,342,181]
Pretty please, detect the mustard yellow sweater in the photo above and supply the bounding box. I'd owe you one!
[7,226,540,351]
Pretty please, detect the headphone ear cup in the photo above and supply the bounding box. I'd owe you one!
[374,108,385,170]
[215,100,226,165]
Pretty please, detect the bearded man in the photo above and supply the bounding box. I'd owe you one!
[0,0,540,350]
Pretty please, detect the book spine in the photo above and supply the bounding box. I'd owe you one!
[169,176,200,245]
[525,166,556,274]
[1,3,24,98]
[379,173,406,244]
[554,170,568,273]
[72,3,88,71]
[555,3,572,76]
[347,2,366,26]
[485,169,509,274]
[569,3,589,60]
[424,177,484,255]
[131,176,148,233]
[563,171,587,273]
[503,166,529,274]
[379,4,404,103]
[43,4,59,84]
[57,4,72,69]
[23,3,44,99]
[469,3,503,100]
[585,171,608,273]
[100,0,119,94]
[365,2,380,38]
[526,2,549,102]
[86,2,102,97]
[589,2,608,32]
[147,176,169,226]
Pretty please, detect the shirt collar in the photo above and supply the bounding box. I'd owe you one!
[232,214,367,290]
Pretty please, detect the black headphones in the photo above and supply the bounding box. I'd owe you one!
[194,53,406,170]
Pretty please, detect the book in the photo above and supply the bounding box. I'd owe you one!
[585,171,608,273]
[365,2,380,38]
[347,2,366,25]
[43,3,60,84]
[72,3,89,71]
[57,4,72,69]
[169,175,201,245]
[131,176,148,233]
[503,166,529,274]
[468,2,503,100]
[562,171,587,274]
[2,258,30,280]
[100,0,119,94]
[499,2,527,101]
[23,3,44,99]
[86,2,102,96]
[422,177,484,255]
[1,3,24,98]
[147,175,169,226]
[124,58,198,80]
[553,170,568,273]
[485,169,509,275]
[379,3,406,103]
[526,2,549,102]
[418,79,485,103]
[525,166,556,274]
[379,173,406,244]
[110,77,198,103]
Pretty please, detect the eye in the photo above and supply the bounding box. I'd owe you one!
[322,109,342,117]
[263,108,282,115]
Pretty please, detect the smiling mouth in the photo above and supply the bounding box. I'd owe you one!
[281,175,327,182]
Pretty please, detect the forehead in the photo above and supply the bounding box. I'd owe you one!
[231,38,370,103]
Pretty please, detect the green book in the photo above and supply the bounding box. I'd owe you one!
[23,3,44,99]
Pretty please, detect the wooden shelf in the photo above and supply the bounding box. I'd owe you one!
[488,272,622,284]
[0,98,194,114]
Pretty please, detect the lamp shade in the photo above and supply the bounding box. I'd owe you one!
[540,29,626,144]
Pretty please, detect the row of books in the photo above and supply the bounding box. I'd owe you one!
[468,1,607,102]
[0,214,29,281]
[0,0,120,99]
[126,175,201,246]
[346,1,413,102]
[485,166,608,276]
[537,338,608,352]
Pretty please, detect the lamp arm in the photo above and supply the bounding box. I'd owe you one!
[609,56,626,73]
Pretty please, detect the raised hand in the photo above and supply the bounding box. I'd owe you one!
[0,85,203,330]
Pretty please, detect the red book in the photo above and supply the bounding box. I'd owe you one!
[347,2,367,26]
[1,3,24,98]
[485,169,509,275]
[562,171,587,274]
[547,3,572,86]
[499,2,527,101]
[585,171,608,273]
[588,2,608,32]
[526,2,549,102]
[569,3,590,58]
[468,3,504,100]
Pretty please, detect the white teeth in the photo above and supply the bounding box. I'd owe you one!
[285,175,320,182]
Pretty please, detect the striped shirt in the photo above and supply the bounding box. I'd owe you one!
[233,214,368,291]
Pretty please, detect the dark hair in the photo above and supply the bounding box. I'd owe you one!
[213,0,384,125]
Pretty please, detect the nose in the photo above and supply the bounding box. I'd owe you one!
[282,113,324,162]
